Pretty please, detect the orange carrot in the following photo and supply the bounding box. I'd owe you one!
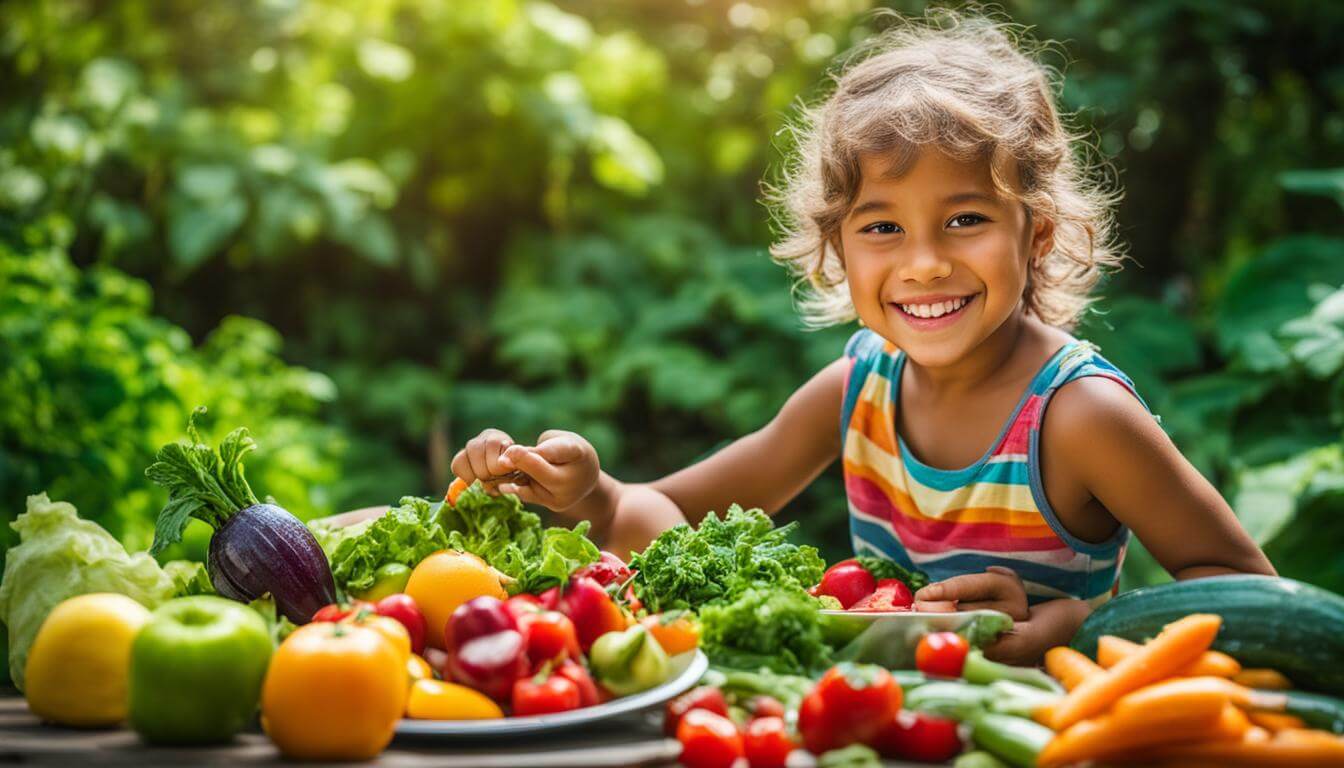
[1248,711,1308,732]
[1051,614,1222,731]
[1045,646,1104,691]
[1111,676,1234,724]
[1037,698,1229,767]
[1139,726,1344,766]
[1097,634,1242,677]
[445,477,468,505]
[1233,667,1294,690]
[1033,701,1057,727]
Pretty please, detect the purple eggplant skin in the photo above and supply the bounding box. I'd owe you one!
[206,503,337,624]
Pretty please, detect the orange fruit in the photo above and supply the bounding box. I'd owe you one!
[405,550,507,649]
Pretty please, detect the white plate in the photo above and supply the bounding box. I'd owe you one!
[396,650,708,738]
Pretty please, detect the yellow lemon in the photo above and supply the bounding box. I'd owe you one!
[25,593,152,727]
[405,550,507,649]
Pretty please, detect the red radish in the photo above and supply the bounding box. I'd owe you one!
[849,578,914,611]
[446,596,517,650]
[445,629,528,701]
[814,559,878,609]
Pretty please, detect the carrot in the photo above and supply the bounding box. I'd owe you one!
[1233,667,1294,690]
[1045,646,1103,691]
[1248,711,1308,732]
[1111,676,1235,723]
[1097,634,1242,677]
[1032,701,1057,727]
[1050,613,1222,731]
[445,477,468,505]
[1037,697,1229,767]
[1139,726,1344,766]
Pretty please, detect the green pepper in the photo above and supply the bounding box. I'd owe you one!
[968,712,1053,768]
[986,680,1062,718]
[963,649,1062,693]
[588,624,671,696]
[349,562,412,602]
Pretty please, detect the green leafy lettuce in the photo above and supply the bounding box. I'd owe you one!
[313,483,597,596]
[316,496,450,594]
[629,505,830,674]
[0,493,177,691]
[856,554,930,593]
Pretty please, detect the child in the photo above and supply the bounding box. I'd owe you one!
[451,13,1273,664]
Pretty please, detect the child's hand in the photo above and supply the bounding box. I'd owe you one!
[451,429,600,514]
[914,565,1031,621]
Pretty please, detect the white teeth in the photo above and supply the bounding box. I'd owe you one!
[899,296,969,319]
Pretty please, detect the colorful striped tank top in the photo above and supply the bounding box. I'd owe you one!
[840,328,1150,607]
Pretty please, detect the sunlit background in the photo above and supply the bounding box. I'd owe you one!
[3,0,1343,593]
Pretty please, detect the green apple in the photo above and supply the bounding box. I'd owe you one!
[350,562,412,602]
[128,596,273,744]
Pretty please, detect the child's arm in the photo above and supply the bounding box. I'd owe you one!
[457,358,849,559]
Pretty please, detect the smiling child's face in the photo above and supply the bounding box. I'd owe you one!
[838,148,1053,368]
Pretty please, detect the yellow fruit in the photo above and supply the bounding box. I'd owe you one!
[407,653,434,683]
[405,679,503,720]
[25,593,152,727]
[405,550,507,649]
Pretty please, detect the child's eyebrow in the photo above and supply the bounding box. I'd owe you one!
[849,191,996,219]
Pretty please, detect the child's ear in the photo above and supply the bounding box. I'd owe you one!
[1029,211,1056,267]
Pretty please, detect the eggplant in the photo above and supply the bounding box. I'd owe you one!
[147,407,337,624]
[207,503,336,624]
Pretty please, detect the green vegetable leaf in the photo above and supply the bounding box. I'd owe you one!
[857,554,930,592]
[440,483,542,579]
[515,521,600,595]
[698,584,832,676]
[322,496,449,593]
[144,407,261,554]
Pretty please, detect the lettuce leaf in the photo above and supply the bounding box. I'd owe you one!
[439,484,541,580]
[699,584,832,675]
[0,493,177,691]
[515,521,600,595]
[320,496,450,593]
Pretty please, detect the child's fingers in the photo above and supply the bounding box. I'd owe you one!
[919,569,1029,620]
[450,448,477,484]
[482,431,515,477]
[506,447,564,488]
[533,434,586,465]
[497,479,554,508]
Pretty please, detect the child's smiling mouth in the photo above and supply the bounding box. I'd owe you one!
[888,293,978,330]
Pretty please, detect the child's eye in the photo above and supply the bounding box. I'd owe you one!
[862,222,902,235]
[947,213,987,228]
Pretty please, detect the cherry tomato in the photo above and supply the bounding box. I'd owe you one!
[814,559,877,609]
[553,658,600,708]
[311,600,371,623]
[797,663,903,754]
[518,610,581,667]
[849,578,914,611]
[664,685,730,736]
[915,631,970,678]
[872,710,963,762]
[743,716,796,768]
[374,594,428,656]
[747,695,785,720]
[677,709,745,768]
[504,594,543,621]
[511,671,581,716]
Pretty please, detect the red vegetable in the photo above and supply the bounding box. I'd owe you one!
[915,631,970,678]
[744,716,796,768]
[504,594,543,621]
[573,551,632,588]
[849,578,914,612]
[798,663,904,754]
[311,600,371,624]
[374,594,428,655]
[446,596,517,650]
[814,559,878,609]
[677,709,745,768]
[554,658,600,708]
[511,669,581,716]
[664,685,730,737]
[555,576,628,651]
[747,695,786,721]
[872,710,963,763]
[445,629,528,701]
[518,610,581,667]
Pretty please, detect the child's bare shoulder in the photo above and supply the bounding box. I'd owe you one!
[1040,373,1165,477]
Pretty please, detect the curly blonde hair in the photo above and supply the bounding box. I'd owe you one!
[765,10,1123,330]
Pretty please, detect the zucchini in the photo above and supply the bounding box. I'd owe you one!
[1253,688,1344,734]
[969,712,1053,768]
[904,681,993,720]
[1071,575,1344,695]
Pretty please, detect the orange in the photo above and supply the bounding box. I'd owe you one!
[405,550,507,649]
[261,622,406,761]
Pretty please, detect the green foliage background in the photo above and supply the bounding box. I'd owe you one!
[3,0,1343,592]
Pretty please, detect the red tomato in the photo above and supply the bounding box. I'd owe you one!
[518,610,581,667]
[747,695,786,721]
[814,559,877,609]
[511,672,581,716]
[677,709,745,768]
[849,578,914,611]
[373,594,428,655]
[915,631,970,678]
[743,716,796,768]
[572,551,632,588]
[797,663,903,754]
[555,577,627,651]
[538,586,560,611]
[872,710,963,762]
[553,658,600,708]
[504,594,543,621]
[664,685,730,737]
[623,584,644,613]
[311,600,371,623]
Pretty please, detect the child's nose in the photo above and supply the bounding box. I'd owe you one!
[897,241,953,283]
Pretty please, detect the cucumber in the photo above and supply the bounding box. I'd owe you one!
[963,650,1063,693]
[1254,688,1344,734]
[904,681,993,720]
[969,712,1053,768]
[955,751,1011,768]
[1071,575,1344,695]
